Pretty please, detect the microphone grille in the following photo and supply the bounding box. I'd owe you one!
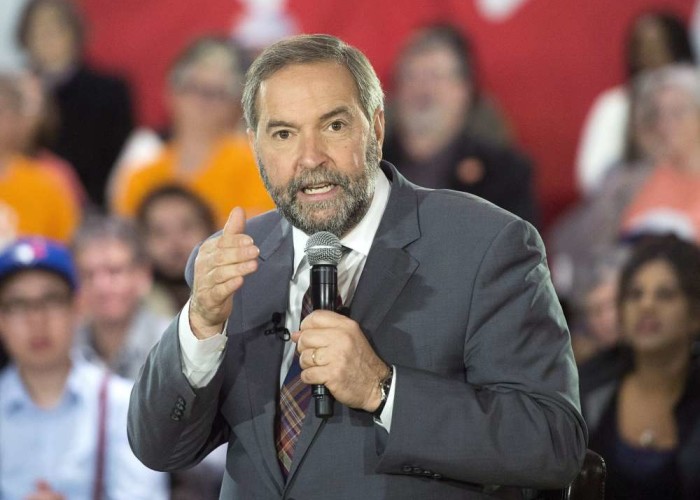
[305,231,343,266]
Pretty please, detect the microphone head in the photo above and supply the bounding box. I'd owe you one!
[305,231,342,266]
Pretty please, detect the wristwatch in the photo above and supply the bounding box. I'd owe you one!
[373,365,394,418]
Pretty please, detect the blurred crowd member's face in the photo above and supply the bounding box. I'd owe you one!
[75,239,150,326]
[645,87,700,163]
[631,16,674,74]
[0,270,75,372]
[395,44,470,140]
[143,195,211,280]
[170,57,240,136]
[621,259,699,355]
[25,4,78,74]
[584,278,619,347]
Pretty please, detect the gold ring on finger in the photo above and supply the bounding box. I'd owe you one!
[311,349,318,366]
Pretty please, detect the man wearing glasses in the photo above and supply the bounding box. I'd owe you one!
[0,237,168,500]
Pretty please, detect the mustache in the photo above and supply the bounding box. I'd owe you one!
[285,167,351,196]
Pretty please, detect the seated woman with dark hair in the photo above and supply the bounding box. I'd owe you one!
[580,234,700,499]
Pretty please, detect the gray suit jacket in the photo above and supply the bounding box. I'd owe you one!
[128,162,587,499]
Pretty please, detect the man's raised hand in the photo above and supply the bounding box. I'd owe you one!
[189,207,259,339]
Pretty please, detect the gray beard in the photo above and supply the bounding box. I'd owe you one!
[256,137,381,237]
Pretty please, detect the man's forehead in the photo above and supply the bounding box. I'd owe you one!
[256,62,362,120]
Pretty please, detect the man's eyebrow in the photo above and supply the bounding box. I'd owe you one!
[319,106,353,122]
[264,106,353,132]
[265,119,297,132]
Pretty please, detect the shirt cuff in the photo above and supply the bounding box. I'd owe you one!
[373,365,396,433]
[178,299,228,388]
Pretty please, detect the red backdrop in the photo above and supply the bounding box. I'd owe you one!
[79,0,694,226]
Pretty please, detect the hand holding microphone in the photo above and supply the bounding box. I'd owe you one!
[293,232,389,416]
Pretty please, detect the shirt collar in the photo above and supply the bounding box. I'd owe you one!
[291,167,391,277]
[1,357,92,414]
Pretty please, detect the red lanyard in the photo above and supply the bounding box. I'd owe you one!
[92,372,110,500]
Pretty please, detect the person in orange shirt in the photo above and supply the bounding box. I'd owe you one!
[0,74,79,246]
[111,36,274,227]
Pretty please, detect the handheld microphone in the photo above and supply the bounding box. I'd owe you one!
[304,231,343,418]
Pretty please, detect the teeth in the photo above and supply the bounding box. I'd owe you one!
[303,184,333,195]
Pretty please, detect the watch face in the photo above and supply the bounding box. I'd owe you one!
[381,366,393,396]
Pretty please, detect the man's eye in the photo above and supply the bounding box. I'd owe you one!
[274,130,290,140]
[329,121,344,131]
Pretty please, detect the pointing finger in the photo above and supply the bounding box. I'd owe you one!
[220,207,250,246]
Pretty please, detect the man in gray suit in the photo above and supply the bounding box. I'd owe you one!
[128,34,587,499]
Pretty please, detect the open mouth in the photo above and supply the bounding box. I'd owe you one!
[302,183,335,195]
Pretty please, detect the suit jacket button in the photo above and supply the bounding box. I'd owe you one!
[402,466,412,473]
[412,467,422,475]
[432,473,442,480]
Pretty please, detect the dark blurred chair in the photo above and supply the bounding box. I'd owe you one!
[541,449,606,500]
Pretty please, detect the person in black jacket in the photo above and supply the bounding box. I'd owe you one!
[384,24,539,226]
[579,235,700,499]
[17,0,134,209]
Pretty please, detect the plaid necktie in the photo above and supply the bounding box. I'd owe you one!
[275,286,343,479]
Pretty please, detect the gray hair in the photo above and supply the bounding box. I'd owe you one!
[72,214,149,265]
[169,36,247,97]
[242,34,384,132]
[634,63,700,125]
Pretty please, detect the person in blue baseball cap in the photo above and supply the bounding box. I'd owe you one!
[0,237,78,291]
[0,236,169,500]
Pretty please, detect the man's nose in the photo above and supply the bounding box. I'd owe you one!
[298,132,327,169]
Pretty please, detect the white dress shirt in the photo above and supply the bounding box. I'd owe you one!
[178,169,397,429]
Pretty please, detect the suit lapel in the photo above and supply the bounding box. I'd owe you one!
[239,218,293,492]
[285,163,421,484]
[352,163,421,335]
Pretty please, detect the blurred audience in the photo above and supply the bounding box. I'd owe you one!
[17,0,134,208]
[575,11,695,195]
[383,24,539,225]
[549,65,700,308]
[0,237,169,499]
[621,64,700,241]
[71,215,172,380]
[0,73,79,245]
[136,185,216,310]
[110,36,274,226]
[579,235,700,499]
[16,70,87,207]
[570,250,627,365]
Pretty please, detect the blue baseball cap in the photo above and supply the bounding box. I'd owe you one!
[0,237,78,291]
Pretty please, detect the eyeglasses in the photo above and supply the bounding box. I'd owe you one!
[0,293,72,317]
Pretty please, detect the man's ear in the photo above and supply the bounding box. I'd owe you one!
[247,128,256,150]
[373,108,385,150]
